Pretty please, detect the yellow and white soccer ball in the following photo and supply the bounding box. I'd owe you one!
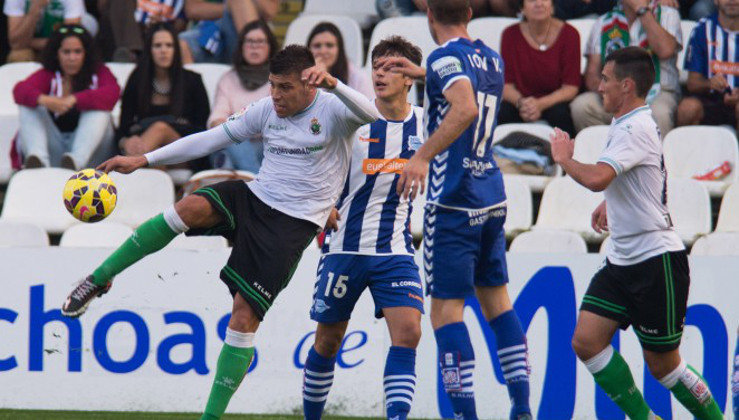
[62,169,117,222]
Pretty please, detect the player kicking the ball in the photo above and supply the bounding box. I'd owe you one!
[378,1,532,418]
[551,47,722,420]
[301,36,424,420]
[61,45,379,420]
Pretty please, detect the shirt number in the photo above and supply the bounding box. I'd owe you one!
[324,272,348,299]
[472,92,497,157]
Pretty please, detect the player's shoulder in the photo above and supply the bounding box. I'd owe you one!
[615,107,658,137]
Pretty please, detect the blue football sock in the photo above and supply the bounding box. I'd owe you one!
[489,310,531,419]
[434,322,478,420]
[303,346,336,420]
[733,332,739,418]
[384,346,417,420]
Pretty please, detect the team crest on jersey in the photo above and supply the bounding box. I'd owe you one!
[310,117,322,135]
[409,135,423,151]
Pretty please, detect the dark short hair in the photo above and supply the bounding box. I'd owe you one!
[307,22,349,84]
[41,24,100,93]
[605,46,656,98]
[427,0,471,25]
[234,19,279,68]
[269,44,316,76]
[371,36,422,66]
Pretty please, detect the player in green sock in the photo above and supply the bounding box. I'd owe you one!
[201,329,255,420]
[657,360,723,419]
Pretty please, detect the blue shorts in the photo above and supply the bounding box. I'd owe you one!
[423,204,509,299]
[310,254,425,323]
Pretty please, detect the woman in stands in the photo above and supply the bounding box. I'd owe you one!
[207,20,278,173]
[307,22,374,99]
[118,23,210,167]
[13,24,120,170]
[498,0,580,136]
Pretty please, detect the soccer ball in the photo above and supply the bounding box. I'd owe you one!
[63,169,117,222]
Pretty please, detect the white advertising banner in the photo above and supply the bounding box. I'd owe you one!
[0,248,735,419]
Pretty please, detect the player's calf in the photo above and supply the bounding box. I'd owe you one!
[303,322,348,420]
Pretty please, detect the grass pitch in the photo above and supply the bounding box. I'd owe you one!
[0,411,383,420]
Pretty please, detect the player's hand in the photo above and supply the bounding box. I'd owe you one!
[550,127,574,164]
[324,207,340,232]
[97,155,148,174]
[591,200,608,233]
[397,154,429,201]
[724,88,739,106]
[710,74,728,92]
[302,65,337,89]
[376,56,426,80]
[519,97,541,122]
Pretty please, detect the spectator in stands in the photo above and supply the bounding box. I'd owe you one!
[13,24,119,169]
[677,0,739,132]
[570,0,682,136]
[307,22,374,98]
[5,0,85,63]
[98,0,187,62]
[208,19,277,172]
[179,0,278,64]
[499,0,581,135]
[378,0,517,17]
[118,23,209,164]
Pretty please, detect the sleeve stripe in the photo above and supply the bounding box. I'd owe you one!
[598,157,623,175]
[222,123,241,144]
[442,75,471,93]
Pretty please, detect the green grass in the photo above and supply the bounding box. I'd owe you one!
[0,411,383,420]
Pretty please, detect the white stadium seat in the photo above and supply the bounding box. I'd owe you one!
[509,230,588,253]
[168,235,229,250]
[691,232,739,256]
[0,168,78,234]
[184,63,231,106]
[106,62,136,125]
[667,178,711,245]
[678,20,697,84]
[0,62,41,117]
[573,125,609,164]
[533,176,605,243]
[0,221,49,247]
[302,0,377,28]
[503,175,532,238]
[467,17,518,52]
[106,169,175,228]
[663,126,739,197]
[60,222,133,248]
[567,18,596,73]
[367,17,437,68]
[285,15,364,68]
[716,183,739,232]
[493,123,560,193]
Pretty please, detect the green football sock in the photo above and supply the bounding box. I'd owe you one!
[91,214,179,286]
[591,349,653,420]
[667,364,723,419]
[201,343,254,420]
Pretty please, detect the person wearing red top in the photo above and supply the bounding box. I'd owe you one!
[499,0,581,135]
[13,24,120,169]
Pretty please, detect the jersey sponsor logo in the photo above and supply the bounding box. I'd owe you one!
[359,136,380,143]
[390,280,421,288]
[252,281,273,300]
[310,117,322,135]
[362,158,408,175]
[266,145,324,155]
[710,60,739,75]
[268,123,287,131]
[637,325,659,335]
[462,157,494,176]
[468,207,506,226]
[431,55,464,78]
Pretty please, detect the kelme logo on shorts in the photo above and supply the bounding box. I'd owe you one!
[310,117,321,135]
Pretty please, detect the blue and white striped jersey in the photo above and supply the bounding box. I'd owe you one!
[685,13,739,88]
[323,105,425,256]
[424,37,506,210]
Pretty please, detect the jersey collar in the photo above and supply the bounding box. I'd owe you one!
[292,90,320,117]
[614,105,649,124]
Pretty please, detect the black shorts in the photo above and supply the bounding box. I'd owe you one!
[187,181,318,320]
[581,251,690,352]
[695,93,737,126]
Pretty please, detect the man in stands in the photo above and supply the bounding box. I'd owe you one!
[677,0,739,134]
[4,0,84,62]
[61,45,379,420]
[570,0,682,136]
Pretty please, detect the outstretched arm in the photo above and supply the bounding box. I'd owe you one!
[301,65,379,124]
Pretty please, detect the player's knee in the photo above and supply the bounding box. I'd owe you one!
[391,321,422,348]
[571,333,599,361]
[644,350,681,379]
[174,195,220,228]
[228,303,259,333]
[676,98,703,125]
[314,329,344,358]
